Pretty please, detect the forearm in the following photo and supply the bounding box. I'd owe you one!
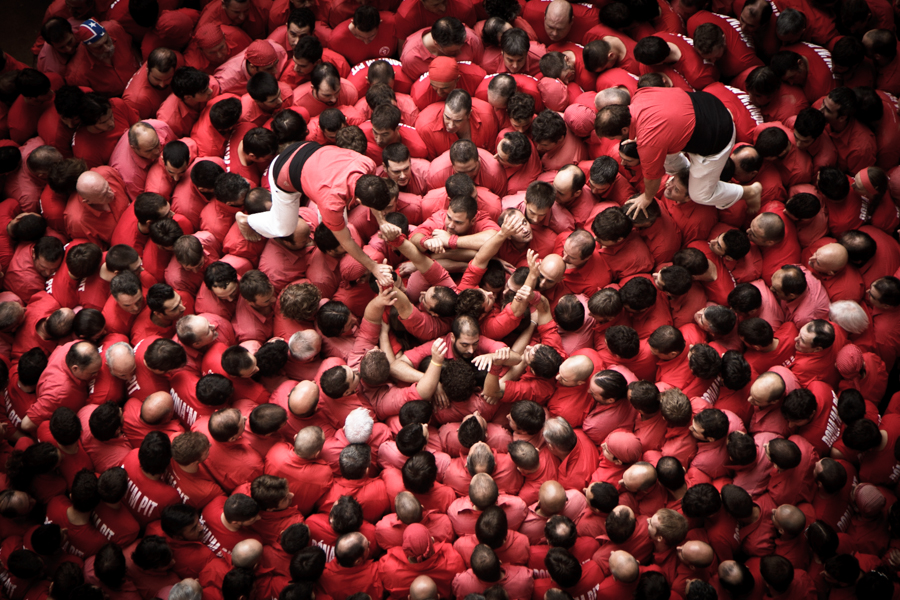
[643,177,662,200]
[435,257,472,272]
[456,230,498,250]
[471,231,507,270]
[333,226,377,274]
[415,360,443,399]
[398,239,434,274]
[390,357,424,383]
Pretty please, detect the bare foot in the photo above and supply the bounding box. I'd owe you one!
[743,182,763,215]
[236,212,262,242]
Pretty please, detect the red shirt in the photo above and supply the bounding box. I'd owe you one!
[379,544,465,600]
[11,291,59,362]
[599,233,655,280]
[122,448,181,527]
[320,560,384,600]
[65,21,139,97]
[532,561,605,600]
[319,476,390,523]
[520,0,598,45]
[264,443,334,516]
[64,165,130,247]
[72,99,138,169]
[556,429,601,490]
[639,33,717,91]
[200,496,262,555]
[329,14,398,66]
[395,0,476,39]
[452,565,534,600]
[121,397,184,447]
[145,521,217,578]
[26,341,89,428]
[688,12,763,78]
[166,461,225,511]
[827,117,877,176]
[92,502,140,548]
[44,496,108,559]
[78,404,134,472]
[414,99,498,159]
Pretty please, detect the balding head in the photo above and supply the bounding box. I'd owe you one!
[544,0,574,42]
[231,539,263,568]
[538,480,567,515]
[609,551,640,583]
[105,341,135,381]
[808,242,848,276]
[335,531,368,566]
[76,171,114,205]
[293,425,325,458]
[748,212,785,246]
[128,122,162,161]
[749,371,786,407]
[772,504,806,538]
[288,381,319,415]
[395,491,422,524]
[595,87,631,111]
[469,472,499,510]
[554,164,582,196]
[678,540,715,568]
[538,254,566,291]
[557,355,594,387]
[289,329,322,362]
[409,575,438,600]
[467,441,494,474]
[141,391,175,425]
[621,462,657,493]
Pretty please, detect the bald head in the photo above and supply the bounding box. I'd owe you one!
[289,331,322,362]
[609,551,640,583]
[231,539,263,568]
[809,242,848,275]
[467,441,494,474]
[293,425,325,458]
[558,355,594,386]
[750,371,786,406]
[538,480,567,515]
[622,462,657,493]
[106,341,135,381]
[679,540,714,568]
[541,254,566,279]
[409,575,439,600]
[76,171,114,205]
[395,491,422,525]
[772,504,806,538]
[128,122,161,160]
[288,380,319,415]
[554,165,581,194]
[141,391,175,425]
[544,0,574,42]
[595,87,631,111]
[469,472,499,509]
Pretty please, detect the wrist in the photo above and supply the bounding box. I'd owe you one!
[448,235,458,249]
[386,234,406,249]
[489,364,503,376]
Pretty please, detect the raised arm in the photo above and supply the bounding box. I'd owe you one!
[414,338,447,400]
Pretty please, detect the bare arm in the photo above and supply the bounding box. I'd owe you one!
[414,339,447,400]
[332,226,393,287]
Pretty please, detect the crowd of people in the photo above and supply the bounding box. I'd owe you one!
[2,0,900,598]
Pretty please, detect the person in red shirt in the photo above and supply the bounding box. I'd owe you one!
[200,493,263,556]
[451,544,534,598]
[122,432,182,528]
[772,44,837,105]
[44,471,109,559]
[197,0,267,41]
[543,416,599,491]
[378,522,464,599]
[362,105,429,165]
[747,211,802,286]
[21,340,99,433]
[65,19,139,98]
[395,0,476,39]
[635,33,717,91]
[72,95,138,169]
[329,8,398,67]
[63,167,129,248]
[148,504,218,577]
[318,532,384,599]
[415,90,498,159]
[264,426,334,516]
[122,48,181,121]
[820,87,877,175]
[158,67,218,139]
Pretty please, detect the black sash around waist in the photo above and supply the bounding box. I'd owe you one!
[272,140,322,196]
[683,91,734,157]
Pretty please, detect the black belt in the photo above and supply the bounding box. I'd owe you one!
[683,91,734,156]
[271,140,322,196]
